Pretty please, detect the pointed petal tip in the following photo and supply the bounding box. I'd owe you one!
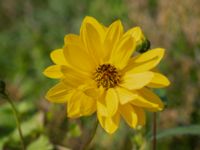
[105,128,117,134]
[43,65,63,79]
[156,48,165,56]
[164,79,171,87]
[43,68,51,78]
[134,26,142,30]
[113,19,122,25]
[82,16,99,25]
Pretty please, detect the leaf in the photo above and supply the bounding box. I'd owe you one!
[66,122,81,138]
[0,137,8,150]
[27,135,53,150]
[148,125,200,140]
[10,112,44,142]
[0,102,38,147]
[0,101,35,127]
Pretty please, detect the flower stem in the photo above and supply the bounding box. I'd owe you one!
[3,94,25,150]
[152,113,157,150]
[82,118,98,150]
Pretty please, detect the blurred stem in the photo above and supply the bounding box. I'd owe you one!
[153,113,157,150]
[3,94,25,150]
[82,119,98,150]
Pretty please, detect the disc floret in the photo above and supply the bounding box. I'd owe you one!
[94,64,120,89]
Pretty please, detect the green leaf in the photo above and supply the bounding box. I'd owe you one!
[149,125,200,140]
[68,123,81,138]
[0,137,8,150]
[27,135,53,150]
[0,101,38,147]
[10,112,43,142]
[0,101,35,127]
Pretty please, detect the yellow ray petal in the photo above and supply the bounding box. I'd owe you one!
[81,97,96,116]
[80,16,106,43]
[124,48,165,73]
[84,87,99,98]
[131,88,164,111]
[148,72,170,88]
[120,71,153,90]
[104,20,123,60]
[109,35,136,69]
[97,112,120,134]
[97,87,120,117]
[115,86,137,104]
[67,90,96,118]
[63,43,96,73]
[124,26,145,47]
[43,65,63,79]
[80,16,106,64]
[45,82,73,103]
[50,49,67,65]
[105,88,119,116]
[120,104,138,128]
[64,34,80,45]
[81,23,104,64]
[97,92,108,116]
[61,66,90,88]
[132,106,146,126]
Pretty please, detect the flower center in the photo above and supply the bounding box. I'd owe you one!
[94,64,120,89]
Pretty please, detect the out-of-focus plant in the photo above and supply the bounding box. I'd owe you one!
[0,0,200,149]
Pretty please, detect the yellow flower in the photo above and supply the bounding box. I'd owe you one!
[43,16,170,134]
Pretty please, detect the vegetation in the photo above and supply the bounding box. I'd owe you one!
[0,0,200,149]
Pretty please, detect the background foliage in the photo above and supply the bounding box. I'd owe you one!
[0,0,200,149]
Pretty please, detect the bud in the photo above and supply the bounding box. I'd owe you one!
[126,27,150,53]
[138,38,151,53]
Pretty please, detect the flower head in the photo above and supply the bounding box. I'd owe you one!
[43,16,170,134]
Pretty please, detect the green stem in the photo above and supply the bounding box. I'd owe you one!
[82,119,98,150]
[3,94,25,150]
[152,113,157,150]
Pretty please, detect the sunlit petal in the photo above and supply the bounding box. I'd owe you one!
[45,82,73,103]
[124,48,165,73]
[120,71,153,90]
[148,72,170,88]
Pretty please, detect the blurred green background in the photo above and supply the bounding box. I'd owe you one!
[0,0,200,149]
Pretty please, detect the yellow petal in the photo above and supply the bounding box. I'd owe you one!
[120,104,138,128]
[81,97,96,116]
[120,71,153,90]
[124,48,165,73]
[131,88,164,111]
[50,49,67,65]
[96,87,110,116]
[64,34,80,45]
[84,87,99,98]
[80,16,106,43]
[148,72,170,88]
[81,23,104,64]
[115,86,137,104]
[104,20,123,60]
[80,16,106,64]
[61,66,90,88]
[97,112,120,134]
[67,90,96,118]
[105,88,119,116]
[109,35,136,69]
[132,106,146,126]
[43,65,63,79]
[124,26,145,46]
[63,43,96,73]
[45,82,73,103]
[97,92,108,116]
